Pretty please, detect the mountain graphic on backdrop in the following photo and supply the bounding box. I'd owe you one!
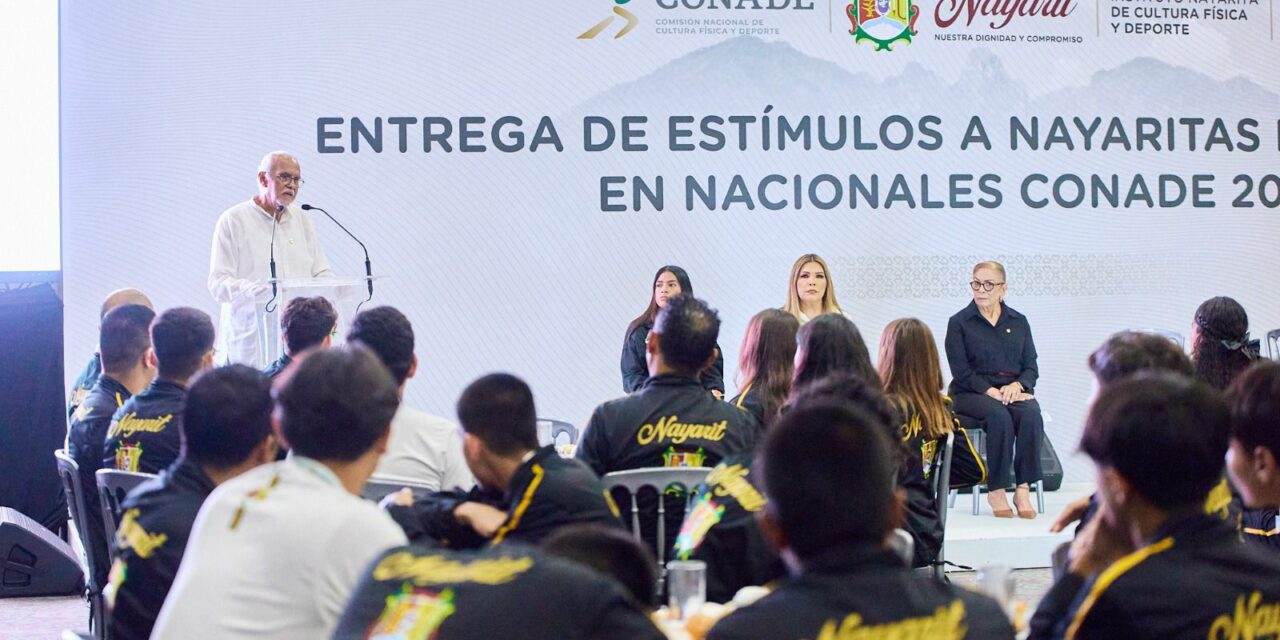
[571,36,872,117]
[1031,56,1277,115]
[571,36,1275,119]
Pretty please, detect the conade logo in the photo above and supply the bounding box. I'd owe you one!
[579,0,640,39]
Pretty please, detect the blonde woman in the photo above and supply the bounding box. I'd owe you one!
[782,254,847,324]
[944,261,1044,519]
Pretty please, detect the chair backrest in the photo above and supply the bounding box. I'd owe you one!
[602,467,712,567]
[929,432,955,580]
[361,478,437,503]
[536,419,579,448]
[53,450,98,589]
[931,432,955,528]
[888,528,915,567]
[1267,328,1280,360]
[53,450,107,634]
[95,469,155,540]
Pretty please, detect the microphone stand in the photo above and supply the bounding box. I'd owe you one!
[301,204,373,312]
[265,204,282,313]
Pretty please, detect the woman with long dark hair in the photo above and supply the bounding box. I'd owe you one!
[729,309,799,430]
[791,313,879,393]
[1192,296,1260,390]
[620,266,724,396]
[877,318,985,490]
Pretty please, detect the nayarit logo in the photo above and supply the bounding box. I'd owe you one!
[847,0,920,51]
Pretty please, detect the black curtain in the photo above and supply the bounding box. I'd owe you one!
[0,284,66,532]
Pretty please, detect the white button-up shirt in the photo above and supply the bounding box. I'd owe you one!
[151,457,407,640]
[207,200,332,366]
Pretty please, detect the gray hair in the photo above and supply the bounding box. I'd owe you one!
[257,150,297,175]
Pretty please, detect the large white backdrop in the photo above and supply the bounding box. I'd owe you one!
[62,2,1280,482]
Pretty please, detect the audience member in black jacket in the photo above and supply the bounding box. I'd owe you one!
[543,524,661,612]
[389,445,622,548]
[67,352,101,421]
[388,375,621,548]
[261,296,337,379]
[1030,373,1280,639]
[1049,332,1245,540]
[578,374,757,475]
[790,372,943,570]
[1226,361,1280,552]
[107,366,276,640]
[621,265,724,397]
[66,304,155,591]
[674,453,784,603]
[587,297,756,559]
[333,545,666,640]
[67,288,153,419]
[707,403,1013,640]
[584,296,756,475]
[103,308,215,475]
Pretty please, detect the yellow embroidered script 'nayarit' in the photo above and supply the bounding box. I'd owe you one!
[373,553,534,586]
[636,415,728,446]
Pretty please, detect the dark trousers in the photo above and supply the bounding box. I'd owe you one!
[952,393,1044,489]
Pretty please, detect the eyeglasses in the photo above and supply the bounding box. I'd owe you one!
[274,173,305,187]
[970,281,1005,292]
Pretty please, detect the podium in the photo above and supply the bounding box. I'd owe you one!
[250,276,381,368]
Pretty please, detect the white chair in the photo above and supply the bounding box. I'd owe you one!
[601,467,711,569]
[361,478,437,502]
[888,529,915,568]
[536,418,579,448]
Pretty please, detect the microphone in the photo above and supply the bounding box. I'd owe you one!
[301,204,373,303]
[265,204,282,312]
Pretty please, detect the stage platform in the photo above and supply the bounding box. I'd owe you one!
[943,482,1091,572]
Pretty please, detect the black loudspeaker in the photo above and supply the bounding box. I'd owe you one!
[1040,435,1064,492]
[0,507,85,597]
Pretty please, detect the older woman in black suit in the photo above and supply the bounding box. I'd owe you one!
[945,261,1044,519]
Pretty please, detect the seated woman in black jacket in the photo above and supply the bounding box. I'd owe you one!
[944,260,1044,519]
[1192,295,1260,391]
[620,265,724,397]
[728,308,799,432]
[790,314,941,569]
[878,317,986,492]
[676,370,940,602]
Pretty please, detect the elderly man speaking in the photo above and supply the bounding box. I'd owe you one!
[208,151,333,366]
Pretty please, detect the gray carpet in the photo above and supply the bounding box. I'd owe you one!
[950,567,1055,609]
[0,595,88,639]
